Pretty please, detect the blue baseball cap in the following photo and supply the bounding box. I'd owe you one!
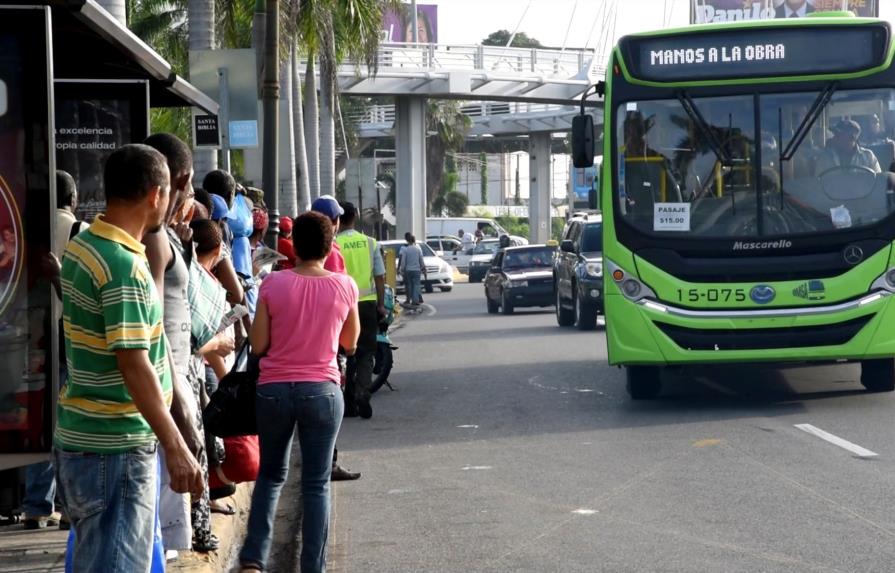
[311,194,344,221]
[210,194,229,221]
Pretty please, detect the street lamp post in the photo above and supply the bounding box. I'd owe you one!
[411,0,418,43]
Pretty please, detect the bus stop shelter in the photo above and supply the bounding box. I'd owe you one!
[0,0,217,473]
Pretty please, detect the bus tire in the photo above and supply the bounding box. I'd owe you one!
[626,366,662,400]
[860,359,895,392]
[556,285,574,326]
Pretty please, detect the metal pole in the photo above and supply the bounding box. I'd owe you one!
[262,0,279,247]
[411,0,418,43]
[218,67,231,172]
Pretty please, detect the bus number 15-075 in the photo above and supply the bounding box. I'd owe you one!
[677,288,747,303]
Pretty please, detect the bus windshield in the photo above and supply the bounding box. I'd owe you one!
[616,87,895,238]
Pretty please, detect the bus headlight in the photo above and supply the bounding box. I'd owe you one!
[606,259,656,302]
[622,279,641,298]
[886,269,895,289]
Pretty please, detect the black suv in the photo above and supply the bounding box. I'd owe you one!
[554,214,603,330]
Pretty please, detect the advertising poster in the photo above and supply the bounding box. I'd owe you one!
[54,81,149,223]
[0,7,55,459]
[692,0,878,24]
[383,4,438,43]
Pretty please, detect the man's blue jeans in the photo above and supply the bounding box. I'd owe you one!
[405,270,422,304]
[54,443,158,573]
[240,382,343,572]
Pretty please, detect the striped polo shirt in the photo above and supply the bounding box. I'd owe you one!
[55,215,172,453]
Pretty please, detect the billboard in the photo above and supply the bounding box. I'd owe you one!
[54,81,150,223]
[0,6,56,461]
[692,1,878,24]
[383,4,438,43]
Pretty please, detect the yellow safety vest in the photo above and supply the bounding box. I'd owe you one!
[335,230,378,302]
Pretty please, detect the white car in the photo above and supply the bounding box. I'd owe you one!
[426,235,474,273]
[381,240,454,293]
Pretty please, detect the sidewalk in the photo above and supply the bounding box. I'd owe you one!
[0,484,252,573]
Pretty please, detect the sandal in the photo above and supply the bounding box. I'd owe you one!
[210,502,235,516]
[192,534,220,553]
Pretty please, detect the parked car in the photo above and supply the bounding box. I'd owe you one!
[381,240,454,293]
[484,245,557,314]
[554,213,603,330]
[427,235,473,273]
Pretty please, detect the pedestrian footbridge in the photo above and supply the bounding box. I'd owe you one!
[304,41,607,243]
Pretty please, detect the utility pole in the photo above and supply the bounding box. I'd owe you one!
[262,0,279,246]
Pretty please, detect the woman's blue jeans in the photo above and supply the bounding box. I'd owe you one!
[240,382,343,572]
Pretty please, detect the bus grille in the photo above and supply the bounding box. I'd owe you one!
[653,315,873,351]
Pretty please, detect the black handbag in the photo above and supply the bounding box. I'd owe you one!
[203,342,260,437]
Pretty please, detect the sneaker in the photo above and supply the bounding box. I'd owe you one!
[23,512,61,530]
[331,464,361,481]
[357,396,373,419]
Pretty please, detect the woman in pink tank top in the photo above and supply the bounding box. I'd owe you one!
[240,212,359,573]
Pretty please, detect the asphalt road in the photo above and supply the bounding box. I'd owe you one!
[329,283,895,573]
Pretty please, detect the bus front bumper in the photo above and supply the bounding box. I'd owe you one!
[606,290,895,366]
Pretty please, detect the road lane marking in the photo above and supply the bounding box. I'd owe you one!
[692,439,722,448]
[572,509,598,515]
[461,465,493,471]
[794,424,878,458]
[457,424,479,429]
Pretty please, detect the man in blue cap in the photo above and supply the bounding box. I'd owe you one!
[310,195,362,481]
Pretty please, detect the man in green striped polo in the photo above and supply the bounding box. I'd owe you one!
[54,144,203,573]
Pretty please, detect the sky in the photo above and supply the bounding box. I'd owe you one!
[430,0,895,49]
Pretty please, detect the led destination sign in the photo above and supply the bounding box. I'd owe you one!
[620,24,889,82]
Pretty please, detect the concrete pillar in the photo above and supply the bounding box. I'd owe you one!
[528,133,552,244]
[395,96,427,240]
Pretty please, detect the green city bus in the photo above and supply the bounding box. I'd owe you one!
[572,13,895,399]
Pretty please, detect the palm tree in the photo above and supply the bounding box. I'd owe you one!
[189,0,217,180]
[291,45,312,212]
[426,100,472,213]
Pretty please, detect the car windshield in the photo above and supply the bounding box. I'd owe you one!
[503,247,555,269]
[616,87,895,238]
[419,243,436,257]
[474,241,500,255]
[580,224,602,252]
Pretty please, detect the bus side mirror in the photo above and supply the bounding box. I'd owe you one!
[572,114,595,168]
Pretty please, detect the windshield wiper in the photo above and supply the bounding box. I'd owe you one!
[676,90,731,166]
[781,82,837,162]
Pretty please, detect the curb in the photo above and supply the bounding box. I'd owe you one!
[169,483,253,573]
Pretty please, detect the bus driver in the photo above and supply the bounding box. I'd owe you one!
[815,119,881,175]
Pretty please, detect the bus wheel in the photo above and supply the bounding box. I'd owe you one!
[860,359,895,392]
[556,286,574,326]
[626,366,662,400]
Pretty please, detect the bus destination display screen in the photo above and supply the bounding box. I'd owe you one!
[620,24,890,82]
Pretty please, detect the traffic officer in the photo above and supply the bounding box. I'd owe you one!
[336,202,385,419]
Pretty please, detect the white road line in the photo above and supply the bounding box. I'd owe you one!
[794,424,879,458]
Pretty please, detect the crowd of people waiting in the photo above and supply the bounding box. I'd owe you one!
[20,132,391,573]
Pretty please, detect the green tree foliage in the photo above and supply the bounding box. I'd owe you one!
[481,29,542,48]
[495,216,565,241]
[444,191,469,217]
[426,100,471,213]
